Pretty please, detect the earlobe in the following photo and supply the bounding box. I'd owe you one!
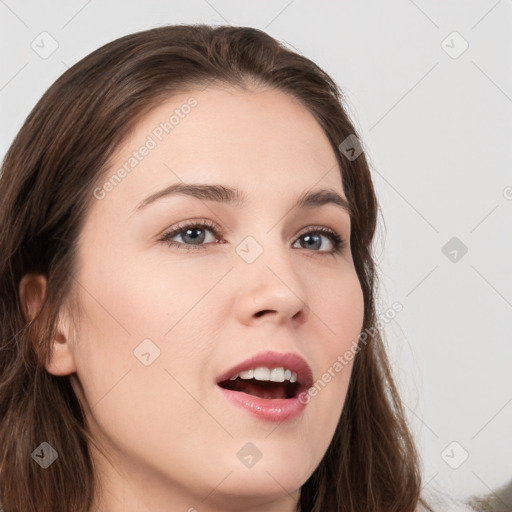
[19,273,77,376]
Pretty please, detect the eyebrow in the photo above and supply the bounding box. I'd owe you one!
[133,183,352,217]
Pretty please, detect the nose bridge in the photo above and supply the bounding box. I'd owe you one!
[232,229,308,323]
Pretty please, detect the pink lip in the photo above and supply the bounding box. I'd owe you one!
[216,350,314,423]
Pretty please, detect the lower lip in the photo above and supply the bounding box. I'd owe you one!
[217,386,307,422]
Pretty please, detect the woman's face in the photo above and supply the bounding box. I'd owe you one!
[62,85,364,511]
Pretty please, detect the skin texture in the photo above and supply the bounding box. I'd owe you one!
[20,86,365,512]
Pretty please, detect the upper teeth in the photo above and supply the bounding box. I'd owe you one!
[229,367,297,383]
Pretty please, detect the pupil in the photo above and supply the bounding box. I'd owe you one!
[303,234,320,250]
[183,228,205,244]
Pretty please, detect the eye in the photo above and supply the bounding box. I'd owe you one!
[293,226,346,254]
[160,219,222,251]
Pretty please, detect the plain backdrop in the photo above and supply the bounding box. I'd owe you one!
[1,0,511,505]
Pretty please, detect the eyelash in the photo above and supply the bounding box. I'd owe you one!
[159,219,347,255]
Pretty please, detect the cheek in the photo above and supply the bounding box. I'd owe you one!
[302,270,364,430]
[70,252,228,400]
[312,269,365,351]
[69,264,212,452]
[75,245,220,338]
[108,251,232,337]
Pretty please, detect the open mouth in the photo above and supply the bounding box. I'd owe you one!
[218,377,300,400]
[217,363,307,400]
[216,352,313,421]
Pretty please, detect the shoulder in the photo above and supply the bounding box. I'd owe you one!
[416,495,479,512]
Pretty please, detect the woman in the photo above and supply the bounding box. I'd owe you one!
[0,24,434,511]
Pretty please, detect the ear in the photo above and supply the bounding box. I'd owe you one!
[19,273,77,376]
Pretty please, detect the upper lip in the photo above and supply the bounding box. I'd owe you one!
[216,350,314,391]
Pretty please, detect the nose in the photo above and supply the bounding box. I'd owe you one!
[232,237,309,327]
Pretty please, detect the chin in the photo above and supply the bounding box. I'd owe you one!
[210,447,315,501]
[205,469,306,511]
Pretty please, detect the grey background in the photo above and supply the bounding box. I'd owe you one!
[1,0,511,504]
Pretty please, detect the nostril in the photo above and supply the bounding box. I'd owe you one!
[255,310,274,318]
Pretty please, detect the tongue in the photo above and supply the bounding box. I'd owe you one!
[231,379,288,399]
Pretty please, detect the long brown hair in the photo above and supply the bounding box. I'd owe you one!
[0,24,432,512]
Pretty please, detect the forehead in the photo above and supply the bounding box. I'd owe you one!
[96,85,346,217]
